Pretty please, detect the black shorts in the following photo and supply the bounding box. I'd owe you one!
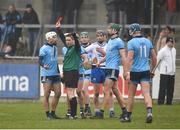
[105,69,119,81]
[63,70,79,88]
[130,71,151,84]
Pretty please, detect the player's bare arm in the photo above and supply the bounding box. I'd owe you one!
[124,50,134,80]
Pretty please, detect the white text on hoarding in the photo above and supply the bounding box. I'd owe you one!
[0,76,29,91]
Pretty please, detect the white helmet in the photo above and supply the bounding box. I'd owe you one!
[45,31,57,40]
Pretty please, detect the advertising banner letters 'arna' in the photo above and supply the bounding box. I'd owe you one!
[0,64,39,99]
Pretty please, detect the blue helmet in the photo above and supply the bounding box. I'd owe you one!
[128,23,141,35]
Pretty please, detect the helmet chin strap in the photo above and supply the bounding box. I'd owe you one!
[82,43,90,48]
[98,41,103,44]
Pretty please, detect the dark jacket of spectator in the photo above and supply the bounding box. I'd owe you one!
[22,4,40,56]
[4,4,22,55]
[5,5,22,29]
[22,4,39,31]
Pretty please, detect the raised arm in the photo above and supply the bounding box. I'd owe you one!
[55,17,67,47]
[56,27,67,48]
[72,32,80,51]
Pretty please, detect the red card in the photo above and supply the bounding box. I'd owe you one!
[56,16,63,24]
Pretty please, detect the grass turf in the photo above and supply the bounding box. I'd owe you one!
[0,101,180,129]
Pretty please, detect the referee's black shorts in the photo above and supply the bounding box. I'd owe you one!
[63,70,79,88]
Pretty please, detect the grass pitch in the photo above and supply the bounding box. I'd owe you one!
[0,101,180,129]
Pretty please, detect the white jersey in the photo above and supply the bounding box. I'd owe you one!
[157,45,176,75]
[85,41,107,67]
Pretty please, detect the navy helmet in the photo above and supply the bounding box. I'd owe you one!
[128,23,141,35]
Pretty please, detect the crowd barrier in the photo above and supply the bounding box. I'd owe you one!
[0,57,39,99]
[0,54,180,101]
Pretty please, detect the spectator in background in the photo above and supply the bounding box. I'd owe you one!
[51,0,66,23]
[15,37,29,56]
[66,0,83,25]
[154,0,165,24]
[104,0,126,24]
[124,0,137,24]
[165,0,180,24]
[23,4,39,56]
[104,0,151,24]
[156,26,174,52]
[4,4,22,55]
[51,0,83,31]
[125,0,151,24]
[157,37,176,105]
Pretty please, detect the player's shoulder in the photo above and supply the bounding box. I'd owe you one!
[112,37,124,46]
[40,44,46,50]
[40,43,50,51]
[115,37,124,42]
[86,42,98,49]
[143,37,152,43]
[127,38,134,45]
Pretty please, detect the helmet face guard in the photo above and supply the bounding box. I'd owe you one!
[128,23,141,36]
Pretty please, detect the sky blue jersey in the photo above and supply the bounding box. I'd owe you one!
[81,45,92,75]
[79,46,86,74]
[62,46,67,56]
[39,43,59,76]
[106,37,125,70]
[127,36,153,72]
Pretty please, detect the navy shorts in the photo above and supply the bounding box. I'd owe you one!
[105,69,119,81]
[41,75,61,85]
[130,71,151,84]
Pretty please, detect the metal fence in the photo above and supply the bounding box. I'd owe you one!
[0,24,180,57]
